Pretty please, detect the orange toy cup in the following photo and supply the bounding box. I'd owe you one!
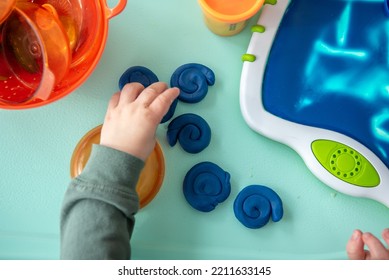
[0,0,127,109]
[70,125,166,209]
[33,0,83,52]
[198,0,265,36]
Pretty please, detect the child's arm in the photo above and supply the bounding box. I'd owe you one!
[60,83,179,259]
[346,229,389,260]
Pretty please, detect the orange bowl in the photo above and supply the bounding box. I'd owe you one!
[0,0,127,109]
[70,125,166,209]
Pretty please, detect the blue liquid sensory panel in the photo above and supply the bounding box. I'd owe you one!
[263,0,389,167]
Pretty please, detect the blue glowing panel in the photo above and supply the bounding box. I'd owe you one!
[263,0,389,167]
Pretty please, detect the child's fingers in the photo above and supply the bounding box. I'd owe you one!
[119,83,145,104]
[382,228,389,247]
[135,82,168,107]
[149,87,180,117]
[107,92,120,111]
[346,230,366,260]
[362,232,389,259]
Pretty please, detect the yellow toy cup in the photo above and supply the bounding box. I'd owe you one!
[198,0,265,36]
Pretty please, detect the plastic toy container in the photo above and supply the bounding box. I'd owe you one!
[0,0,127,109]
[198,0,265,36]
[70,125,166,209]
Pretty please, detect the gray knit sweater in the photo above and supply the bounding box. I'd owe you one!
[60,145,144,259]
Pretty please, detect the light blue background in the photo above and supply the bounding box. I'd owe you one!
[0,0,388,259]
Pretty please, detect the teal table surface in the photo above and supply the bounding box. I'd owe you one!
[1,0,388,260]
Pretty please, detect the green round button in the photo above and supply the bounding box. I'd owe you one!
[337,153,355,172]
[311,139,380,187]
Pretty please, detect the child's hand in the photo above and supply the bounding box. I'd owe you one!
[100,82,180,161]
[346,229,389,260]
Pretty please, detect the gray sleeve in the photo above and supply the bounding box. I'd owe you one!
[60,145,144,259]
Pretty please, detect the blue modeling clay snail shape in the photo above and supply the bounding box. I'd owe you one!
[234,185,283,229]
[119,66,178,123]
[118,66,159,89]
[167,113,211,153]
[170,63,215,103]
[183,162,231,212]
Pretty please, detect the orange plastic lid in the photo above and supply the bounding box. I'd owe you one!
[70,125,165,209]
[198,0,265,22]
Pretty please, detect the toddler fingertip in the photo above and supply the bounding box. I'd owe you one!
[351,229,362,241]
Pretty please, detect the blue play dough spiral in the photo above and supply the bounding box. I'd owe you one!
[170,63,215,103]
[234,185,283,229]
[118,66,177,123]
[183,162,231,212]
[118,66,159,90]
[167,113,211,153]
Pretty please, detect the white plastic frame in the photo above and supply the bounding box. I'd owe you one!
[239,0,389,207]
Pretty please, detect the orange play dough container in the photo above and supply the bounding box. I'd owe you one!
[198,0,265,36]
[70,125,165,209]
[0,0,127,109]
